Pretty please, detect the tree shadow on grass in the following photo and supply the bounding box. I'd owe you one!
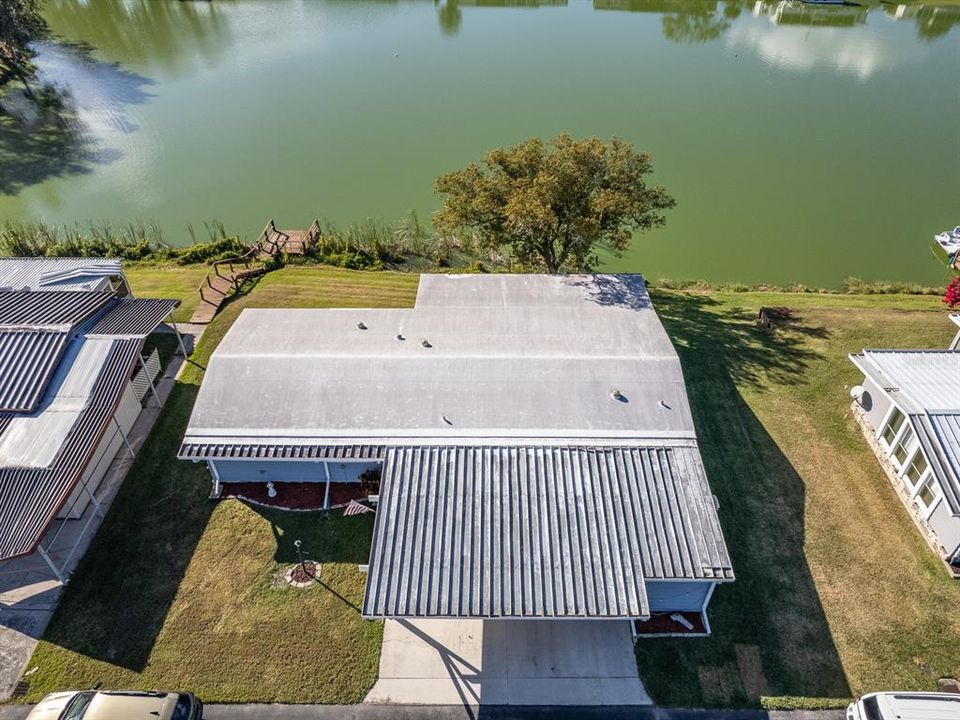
[247,503,375,567]
[0,39,154,196]
[635,291,850,706]
[38,385,214,674]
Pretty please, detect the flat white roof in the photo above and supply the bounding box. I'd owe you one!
[855,349,960,413]
[184,274,696,446]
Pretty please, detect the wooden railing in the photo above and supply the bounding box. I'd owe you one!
[196,219,278,306]
[194,219,322,311]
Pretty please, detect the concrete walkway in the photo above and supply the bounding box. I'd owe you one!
[0,327,199,701]
[0,704,847,720]
[366,619,651,706]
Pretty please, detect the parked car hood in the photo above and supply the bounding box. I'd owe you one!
[26,692,77,720]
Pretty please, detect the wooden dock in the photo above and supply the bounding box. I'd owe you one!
[190,219,320,324]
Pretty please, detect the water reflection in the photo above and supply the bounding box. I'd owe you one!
[0,41,152,196]
[436,0,567,35]
[42,0,234,76]
[594,0,959,42]
[886,2,960,39]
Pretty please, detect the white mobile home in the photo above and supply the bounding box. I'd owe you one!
[0,257,130,295]
[180,274,733,632]
[850,348,960,574]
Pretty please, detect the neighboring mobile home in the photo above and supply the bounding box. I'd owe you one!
[850,343,960,574]
[0,257,130,295]
[180,274,733,634]
[0,281,179,581]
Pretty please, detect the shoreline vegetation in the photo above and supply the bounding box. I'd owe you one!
[0,219,947,297]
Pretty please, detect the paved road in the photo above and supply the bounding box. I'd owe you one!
[0,704,846,720]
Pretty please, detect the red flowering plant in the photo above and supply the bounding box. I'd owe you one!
[945,276,960,308]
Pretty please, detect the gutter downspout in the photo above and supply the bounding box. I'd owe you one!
[323,462,332,510]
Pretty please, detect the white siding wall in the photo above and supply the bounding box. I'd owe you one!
[645,580,713,612]
[860,376,893,431]
[927,501,960,561]
[213,459,379,483]
[57,381,141,520]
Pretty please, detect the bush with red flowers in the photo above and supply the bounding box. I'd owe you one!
[944,276,960,308]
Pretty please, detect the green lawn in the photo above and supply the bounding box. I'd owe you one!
[124,263,209,323]
[637,289,960,708]
[22,267,418,704]
[18,267,960,706]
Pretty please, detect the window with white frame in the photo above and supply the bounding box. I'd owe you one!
[902,450,929,491]
[915,475,940,513]
[880,407,906,448]
[890,426,916,470]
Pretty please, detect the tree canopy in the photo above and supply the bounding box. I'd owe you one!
[434,134,675,273]
[0,0,45,85]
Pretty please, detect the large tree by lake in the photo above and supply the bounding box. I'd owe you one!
[434,134,675,273]
[1,0,45,90]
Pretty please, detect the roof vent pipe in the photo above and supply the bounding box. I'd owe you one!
[421,339,432,348]
[357,322,367,330]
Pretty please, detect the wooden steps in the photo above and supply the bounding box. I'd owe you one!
[190,219,320,324]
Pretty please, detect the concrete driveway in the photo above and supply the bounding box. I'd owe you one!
[365,619,651,706]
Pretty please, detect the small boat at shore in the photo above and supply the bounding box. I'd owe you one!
[933,226,960,268]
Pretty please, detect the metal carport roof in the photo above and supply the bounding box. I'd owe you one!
[86,298,179,338]
[362,445,732,620]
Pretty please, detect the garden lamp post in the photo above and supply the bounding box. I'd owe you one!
[294,539,305,573]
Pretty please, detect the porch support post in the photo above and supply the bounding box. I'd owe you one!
[208,460,222,498]
[37,545,66,584]
[113,415,135,458]
[701,581,717,612]
[951,329,960,351]
[82,476,105,518]
[139,354,161,406]
[168,309,188,357]
[323,462,332,510]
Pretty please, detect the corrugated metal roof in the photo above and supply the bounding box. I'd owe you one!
[922,414,960,513]
[362,445,732,620]
[0,257,122,292]
[178,442,386,460]
[86,298,179,338]
[0,330,69,413]
[0,338,141,560]
[0,291,113,329]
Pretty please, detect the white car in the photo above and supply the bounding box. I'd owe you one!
[25,690,202,720]
[847,691,960,720]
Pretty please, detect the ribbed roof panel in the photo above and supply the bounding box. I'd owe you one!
[362,445,733,619]
[0,330,70,413]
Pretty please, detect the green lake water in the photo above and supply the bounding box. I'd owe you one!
[1,0,958,285]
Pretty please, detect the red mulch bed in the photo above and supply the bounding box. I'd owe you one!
[221,482,369,510]
[289,562,319,584]
[634,611,707,636]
